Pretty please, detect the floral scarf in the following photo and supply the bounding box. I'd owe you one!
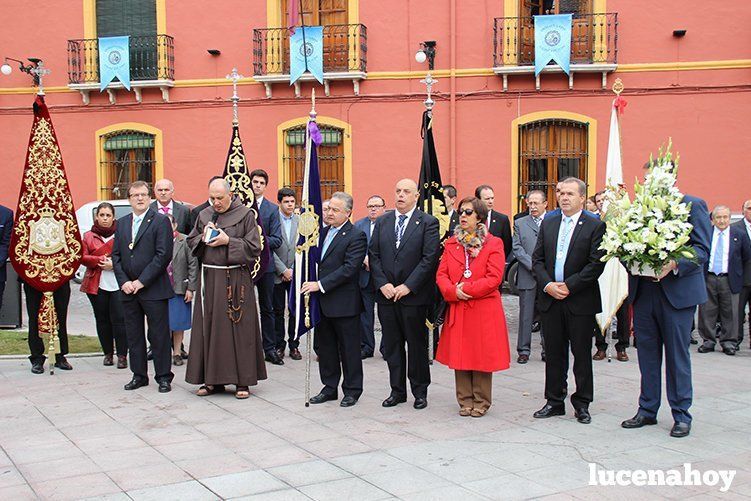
[454,223,487,258]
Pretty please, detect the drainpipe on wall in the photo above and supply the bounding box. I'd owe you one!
[449,0,457,185]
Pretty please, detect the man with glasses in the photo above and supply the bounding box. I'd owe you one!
[355,195,386,358]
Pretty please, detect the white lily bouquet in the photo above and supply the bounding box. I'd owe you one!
[600,142,696,277]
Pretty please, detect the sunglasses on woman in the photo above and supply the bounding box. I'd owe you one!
[459,209,475,216]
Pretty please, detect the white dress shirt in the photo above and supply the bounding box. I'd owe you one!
[394,205,417,248]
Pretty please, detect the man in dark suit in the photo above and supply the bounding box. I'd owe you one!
[621,190,711,438]
[370,179,440,409]
[475,184,512,259]
[250,169,284,365]
[303,192,367,407]
[0,204,12,313]
[532,177,606,424]
[733,199,751,350]
[151,178,191,235]
[697,205,750,355]
[512,189,547,364]
[189,176,224,230]
[354,195,386,358]
[112,181,174,393]
[442,185,459,234]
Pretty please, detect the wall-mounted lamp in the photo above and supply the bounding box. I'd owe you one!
[415,41,437,70]
[207,49,222,56]
[672,30,687,38]
[1,57,44,85]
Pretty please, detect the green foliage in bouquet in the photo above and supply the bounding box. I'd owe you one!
[600,140,697,273]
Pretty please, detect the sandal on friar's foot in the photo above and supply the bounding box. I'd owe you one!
[196,385,225,396]
[470,408,488,418]
[235,386,250,399]
[459,407,472,417]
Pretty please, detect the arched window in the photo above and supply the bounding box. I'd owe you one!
[518,119,588,211]
[99,130,156,199]
[283,124,345,202]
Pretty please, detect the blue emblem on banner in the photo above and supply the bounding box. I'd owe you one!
[534,14,573,76]
[99,36,131,91]
[290,26,324,85]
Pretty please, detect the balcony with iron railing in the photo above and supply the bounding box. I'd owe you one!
[67,34,175,104]
[252,24,367,98]
[492,13,618,90]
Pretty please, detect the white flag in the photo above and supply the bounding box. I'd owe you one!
[604,99,623,188]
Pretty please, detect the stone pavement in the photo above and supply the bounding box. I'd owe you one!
[1,295,751,500]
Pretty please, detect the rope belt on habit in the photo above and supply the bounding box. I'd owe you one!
[201,264,246,324]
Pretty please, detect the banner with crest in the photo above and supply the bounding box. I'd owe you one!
[10,96,82,368]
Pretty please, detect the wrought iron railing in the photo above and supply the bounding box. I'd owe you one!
[493,13,617,67]
[67,34,175,84]
[252,24,367,76]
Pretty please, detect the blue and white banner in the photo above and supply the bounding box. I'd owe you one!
[534,14,572,76]
[290,26,324,85]
[98,36,131,91]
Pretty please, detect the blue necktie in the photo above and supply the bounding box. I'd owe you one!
[395,214,408,247]
[555,217,572,282]
[711,230,725,274]
[321,227,338,257]
[132,215,143,242]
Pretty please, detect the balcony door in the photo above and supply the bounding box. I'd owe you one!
[283,124,345,202]
[518,0,593,65]
[96,0,158,80]
[518,119,588,211]
[281,0,349,73]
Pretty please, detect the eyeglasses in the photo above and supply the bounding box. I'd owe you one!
[129,193,149,199]
[459,209,475,216]
[366,204,385,209]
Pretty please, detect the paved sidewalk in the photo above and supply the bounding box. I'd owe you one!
[1,296,750,500]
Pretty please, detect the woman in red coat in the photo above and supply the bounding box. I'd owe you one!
[436,196,510,417]
[81,202,127,368]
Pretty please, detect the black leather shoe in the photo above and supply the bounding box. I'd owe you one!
[146,348,153,361]
[533,403,565,418]
[413,397,428,409]
[54,357,73,370]
[621,414,658,428]
[517,354,529,364]
[180,344,188,360]
[697,345,714,353]
[722,346,736,356]
[276,348,285,360]
[382,395,407,407]
[574,408,591,424]
[265,352,285,365]
[124,377,148,390]
[670,421,691,438]
[31,361,44,374]
[309,392,337,404]
[361,350,374,359]
[158,380,172,393]
[690,338,699,345]
[290,348,302,361]
[340,396,358,407]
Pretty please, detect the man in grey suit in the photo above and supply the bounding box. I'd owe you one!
[151,179,191,235]
[354,195,386,358]
[512,190,547,364]
[273,188,301,360]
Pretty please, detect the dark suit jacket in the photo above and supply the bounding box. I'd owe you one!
[0,205,12,283]
[532,211,606,315]
[189,200,210,231]
[705,224,751,294]
[731,219,751,287]
[369,208,440,306]
[354,217,375,289]
[318,221,367,318]
[150,200,191,235]
[447,209,459,234]
[486,209,512,259]
[112,208,174,301]
[258,198,283,274]
[628,195,711,310]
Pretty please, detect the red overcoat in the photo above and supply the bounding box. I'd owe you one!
[435,235,510,372]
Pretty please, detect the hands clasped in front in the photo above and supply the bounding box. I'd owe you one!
[545,282,570,300]
[380,283,411,302]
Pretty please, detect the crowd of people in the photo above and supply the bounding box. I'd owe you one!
[1,171,749,439]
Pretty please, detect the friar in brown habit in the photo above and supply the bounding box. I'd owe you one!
[186,178,267,399]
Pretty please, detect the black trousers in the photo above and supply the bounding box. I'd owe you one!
[24,281,70,364]
[595,299,631,351]
[273,281,298,351]
[88,289,127,357]
[359,285,376,355]
[257,272,277,355]
[0,280,5,312]
[378,303,431,399]
[122,296,173,383]
[738,285,751,348]
[317,314,363,398]
[541,300,594,409]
